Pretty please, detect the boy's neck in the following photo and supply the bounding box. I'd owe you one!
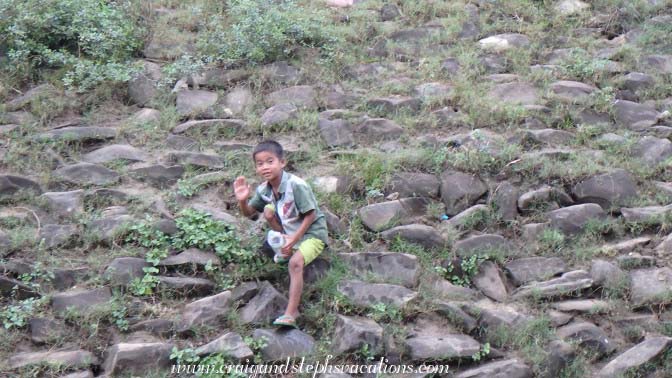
[269,170,284,192]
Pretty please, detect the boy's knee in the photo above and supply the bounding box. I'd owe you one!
[289,253,304,272]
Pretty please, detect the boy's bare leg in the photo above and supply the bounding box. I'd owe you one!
[285,252,304,318]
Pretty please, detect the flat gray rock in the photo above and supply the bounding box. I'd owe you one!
[103,342,174,375]
[629,268,672,306]
[572,169,637,209]
[380,224,446,250]
[51,287,112,314]
[177,291,232,332]
[358,198,428,232]
[158,248,221,268]
[253,328,315,361]
[440,169,488,215]
[34,126,117,143]
[9,349,98,370]
[265,85,317,109]
[556,321,615,357]
[597,336,672,378]
[53,163,120,186]
[239,283,288,325]
[172,119,244,135]
[332,315,384,355]
[505,257,566,286]
[512,270,593,299]
[167,151,224,169]
[81,144,149,164]
[195,332,253,361]
[157,276,215,297]
[548,203,606,235]
[455,358,533,378]
[104,257,148,286]
[339,252,419,288]
[337,280,417,309]
[405,332,480,360]
[473,261,508,302]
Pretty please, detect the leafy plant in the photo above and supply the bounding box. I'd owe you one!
[197,0,336,64]
[0,0,145,90]
[1,297,43,329]
[435,254,488,287]
[471,342,491,361]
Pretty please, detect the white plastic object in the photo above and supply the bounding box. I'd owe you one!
[267,230,285,256]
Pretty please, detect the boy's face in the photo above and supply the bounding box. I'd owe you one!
[254,151,286,182]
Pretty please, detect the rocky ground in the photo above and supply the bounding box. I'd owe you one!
[2,0,672,377]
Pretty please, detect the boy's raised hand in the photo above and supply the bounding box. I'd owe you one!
[233,176,250,201]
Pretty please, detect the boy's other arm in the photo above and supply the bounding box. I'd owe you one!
[281,210,316,254]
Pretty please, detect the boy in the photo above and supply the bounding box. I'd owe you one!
[233,140,328,328]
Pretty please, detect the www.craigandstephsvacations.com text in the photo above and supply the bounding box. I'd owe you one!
[171,356,451,377]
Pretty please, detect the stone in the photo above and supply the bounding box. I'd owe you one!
[446,205,490,229]
[104,257,149,286]
[552,299,611,314]
[631,136,672,165]
[491,181,519,221]
[433,301,478,333]
[172,119,244,135]
[358,198,428,232]
[475,305,532,330]
[597,337,672,378]
[129,164,184,188]
[34,126,117,143]
[523,129,574,146]
[414,82,454,103]
[455,358,532,378]
[166,135,199,151]
[440,170,488,216]
[337,280,417,309]
[487,82,539,105]
[353,118,403,142]
[332,315,384,355]
[29,317,65,344]
[103,342,174,375]
[200,67,252,89]
[630,268,672,306]
[81,144,149,164]
[504,257,566,286]
[621,204,672,224]
[613,100,660,130]
[129,108,161,124]
[339,252,419,288]
[590,259,628,290]
[40,190,84,218]
[159,248,220,269]
[60,370,94,378]
[381,224,446,250]
[9,350,98,370]
[548,204,606,235]
[0,275,39,300]
[252,328,315,362]
[177,291,232,333]
[622,72,655,92]
[224,87,254,116]
[404,332,480,360]
[453,234,512,257]
[550,80,597,102]
[542,340,576,378]
[380,3,401,21]
[128,61,162,106]
[266,86,317,109]
[129,319,174,337]
[479,33,530,52]
[195,332,254,361]
[4,84,55,110]
[51,267,89,291]
[51,287,112,315]
[262,103,298,127]
[387,172,440,199]
[557,321,616,357]
[572,169,637,209]
[38,224,79,249]
[0,175,42,201]
[167,151,224,169]
[512,270,593,299]
[366,96,421,115]
[429,279,482,302]
[157,276,215,297]
[555,0,590,15]
[176,89,219,118]
[52,163,120,186]
[239,283,288,325]
[473,261,508,302]
[640,54,672,74]
[260,61,300,84]
[517,185,573,212]
[318,118,354,147]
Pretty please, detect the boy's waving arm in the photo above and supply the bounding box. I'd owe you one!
[233,176,261,217]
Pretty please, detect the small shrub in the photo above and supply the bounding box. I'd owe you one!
[197,0,336,65]
[0,0,145,91]
[1,297,44,329]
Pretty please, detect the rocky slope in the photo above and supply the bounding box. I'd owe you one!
[1,0,672,377]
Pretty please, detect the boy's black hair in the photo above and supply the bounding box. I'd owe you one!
[253,140,284,160]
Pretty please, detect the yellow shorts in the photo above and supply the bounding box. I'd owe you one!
[297,238,325,265]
